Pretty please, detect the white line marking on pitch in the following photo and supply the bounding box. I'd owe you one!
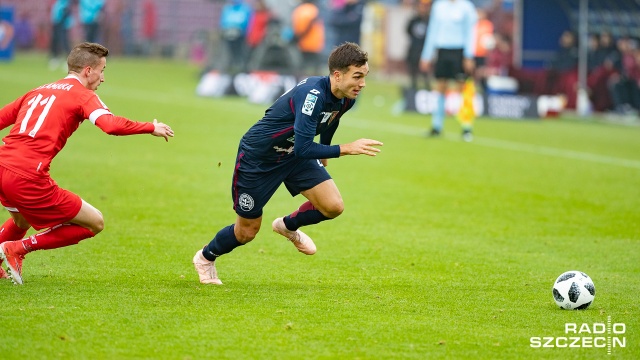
[345,119,640,170]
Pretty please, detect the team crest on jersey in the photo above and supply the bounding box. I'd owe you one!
[302,93,318,115]
[238,193,254,211]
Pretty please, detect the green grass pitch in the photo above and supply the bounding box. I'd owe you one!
[0,53,638,359]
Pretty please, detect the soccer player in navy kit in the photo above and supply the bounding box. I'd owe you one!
[193,42,382,284]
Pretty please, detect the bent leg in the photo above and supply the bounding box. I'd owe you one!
[283,179,343,231]
[14,200,102,254]
[20,224,95,253]
[0,212,30,244]
[70,200,104,235]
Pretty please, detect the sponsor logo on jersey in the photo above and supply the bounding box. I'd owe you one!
[302,93,318,116]
[273,145,294,154]
[320,111,339,124]
[238,193,254,211]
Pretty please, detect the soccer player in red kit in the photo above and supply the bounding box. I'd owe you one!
[0,42,174,284]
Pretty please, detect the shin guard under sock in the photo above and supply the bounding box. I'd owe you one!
[283,201,330,231]
[202,224,243,261]
[0,218,28,245]
[20,224,95,253]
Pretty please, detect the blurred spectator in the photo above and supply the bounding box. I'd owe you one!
[485,33,512,74]
[49,0,75,70]
[587,33,602,72]
[248,17,300,73]
[141,0,158,56]
[587,31,620,112]
[246,0,272,64]
[476,32,512,90]
[473,8,494,71]
[546,30,579,108]
[485,0,513,38]
[549,30,579,72]
[329,0,365,46]
[596,31,620,69]
[14,12,35,50]
[220,0,252,73]
[120,0,135,55]
[405,0,431,90]
[79,0,104,43]
[292,0,325,75]
[609,37,640,114]
[102,0,124,55]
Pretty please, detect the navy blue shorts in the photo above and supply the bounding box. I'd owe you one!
[231,151,332,219]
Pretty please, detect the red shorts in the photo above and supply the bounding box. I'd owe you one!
[0,166,82,230]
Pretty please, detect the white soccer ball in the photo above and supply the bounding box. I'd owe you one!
[552,271,596,310]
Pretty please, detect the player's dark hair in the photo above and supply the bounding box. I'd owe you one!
[328,42,368,73]
[67,42,109,73]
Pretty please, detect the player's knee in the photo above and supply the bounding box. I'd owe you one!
[89,214,105,235]
[13,216,31,230]
[235,224,260,244]
[323,200,344,219]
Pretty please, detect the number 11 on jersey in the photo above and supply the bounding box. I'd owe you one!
[19,93,57,138]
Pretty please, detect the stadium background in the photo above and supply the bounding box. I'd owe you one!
[1,0,640,118]
[0,2,639,359]
[3,0,639,71]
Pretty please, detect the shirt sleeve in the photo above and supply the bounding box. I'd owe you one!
[421,3,439,61]
[95,114,155,135]
[292,88,341,159]
[464,3,478,59]
[0,95,23,131]
[82,93,155,135]
[319,119,339,146]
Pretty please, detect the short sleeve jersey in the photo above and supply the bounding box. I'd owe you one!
[240,76,354,162]
[0,75,112,179]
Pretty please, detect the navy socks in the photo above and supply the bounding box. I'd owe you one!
[283,201,330,231]
[202,224,243,261]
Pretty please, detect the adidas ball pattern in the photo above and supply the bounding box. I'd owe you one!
[552,271,596,310]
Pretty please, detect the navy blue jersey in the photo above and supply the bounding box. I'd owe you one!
[240,76,355,162]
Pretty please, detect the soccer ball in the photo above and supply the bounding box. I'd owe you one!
[552,271,596,310]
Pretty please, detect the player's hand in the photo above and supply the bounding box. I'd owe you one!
[152,119,174,142]
[340,139,383,157]
[320,159,328,167]
[463,58,475,75]
[419,60,431,73]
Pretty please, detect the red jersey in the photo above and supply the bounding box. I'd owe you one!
[0,75,154,180]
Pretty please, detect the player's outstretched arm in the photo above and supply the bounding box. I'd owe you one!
[339,138,383,157]
[95,115,174,141]
[151,119,174,142]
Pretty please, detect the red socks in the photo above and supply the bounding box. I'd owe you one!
[19,224,95,254]
[0,218,28,245]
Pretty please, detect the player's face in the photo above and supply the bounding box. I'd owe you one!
[86,57,106,91]
[334,63,369,99]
